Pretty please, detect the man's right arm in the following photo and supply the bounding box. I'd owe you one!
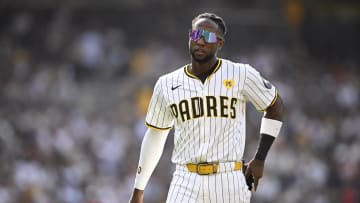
[129,189,144,203]
[129,128,170,203]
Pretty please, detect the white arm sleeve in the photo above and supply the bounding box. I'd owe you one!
[134,128,170,190]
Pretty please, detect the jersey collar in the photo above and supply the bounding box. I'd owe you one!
[184,59,222,81]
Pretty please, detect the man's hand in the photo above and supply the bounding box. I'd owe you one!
[129,189,144,203]
[244,159,265,192]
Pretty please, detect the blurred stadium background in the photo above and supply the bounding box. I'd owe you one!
[0,0,359,203]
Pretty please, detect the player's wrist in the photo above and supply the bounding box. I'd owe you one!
[252,158,265,164]
[254,134,275,161]
[256,117,283,161]
[254,153,267,161]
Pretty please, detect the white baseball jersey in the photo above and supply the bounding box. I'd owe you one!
[145,58,277,165]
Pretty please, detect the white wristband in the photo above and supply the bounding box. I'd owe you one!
[260,117,283,138]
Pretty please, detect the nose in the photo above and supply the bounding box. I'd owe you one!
[195,36,206,45]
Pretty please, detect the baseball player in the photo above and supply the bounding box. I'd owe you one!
[129,12,284,203]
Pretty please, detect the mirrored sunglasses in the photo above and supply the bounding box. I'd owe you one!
[189,29,222,43]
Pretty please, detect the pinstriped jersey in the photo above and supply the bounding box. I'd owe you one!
[145,58,277,164]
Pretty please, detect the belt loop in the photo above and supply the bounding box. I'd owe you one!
[213,162,219,173]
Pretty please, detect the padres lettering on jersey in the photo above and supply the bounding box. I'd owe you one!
[145,59,277,164]
[170,96,237,122]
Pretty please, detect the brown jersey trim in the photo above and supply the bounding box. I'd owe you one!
[184,59,222,81]
[184,64,198,79]
[145,122,172,131]
[207,59,222,81]
[259,90,278,112]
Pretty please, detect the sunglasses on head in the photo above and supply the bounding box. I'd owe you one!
[189,29,223,43]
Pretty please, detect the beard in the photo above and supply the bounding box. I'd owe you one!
[190,49,216,64]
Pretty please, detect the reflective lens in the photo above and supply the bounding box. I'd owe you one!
[189,29,220,43]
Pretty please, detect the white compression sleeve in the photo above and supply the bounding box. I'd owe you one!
[134,128,170,190]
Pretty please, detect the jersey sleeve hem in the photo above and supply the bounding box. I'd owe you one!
[145,122,172,131]
[259,90,278,112]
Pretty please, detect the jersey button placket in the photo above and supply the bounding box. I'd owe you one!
[198,85,207,162]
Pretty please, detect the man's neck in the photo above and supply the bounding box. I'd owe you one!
[190,58,218,74]
[190,58,218,83]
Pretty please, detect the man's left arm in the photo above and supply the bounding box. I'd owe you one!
[244,94,284,191]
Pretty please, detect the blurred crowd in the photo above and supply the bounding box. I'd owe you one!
[0,2,359,203]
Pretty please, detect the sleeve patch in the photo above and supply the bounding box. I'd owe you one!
[262,78,273,89]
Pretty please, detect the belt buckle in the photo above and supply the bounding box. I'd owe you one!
[197,162,217,175]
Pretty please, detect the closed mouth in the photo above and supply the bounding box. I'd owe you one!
[194,49,206,54]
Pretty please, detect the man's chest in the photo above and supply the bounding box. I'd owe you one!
[164,75,243,122]
[165,74,241,103]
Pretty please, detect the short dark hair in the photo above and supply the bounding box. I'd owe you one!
[192,13,227,36]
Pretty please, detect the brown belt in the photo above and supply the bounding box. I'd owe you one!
[186,161,242,175]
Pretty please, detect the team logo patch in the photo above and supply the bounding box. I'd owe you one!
[223,79,234,89]
[262,78,272,89]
